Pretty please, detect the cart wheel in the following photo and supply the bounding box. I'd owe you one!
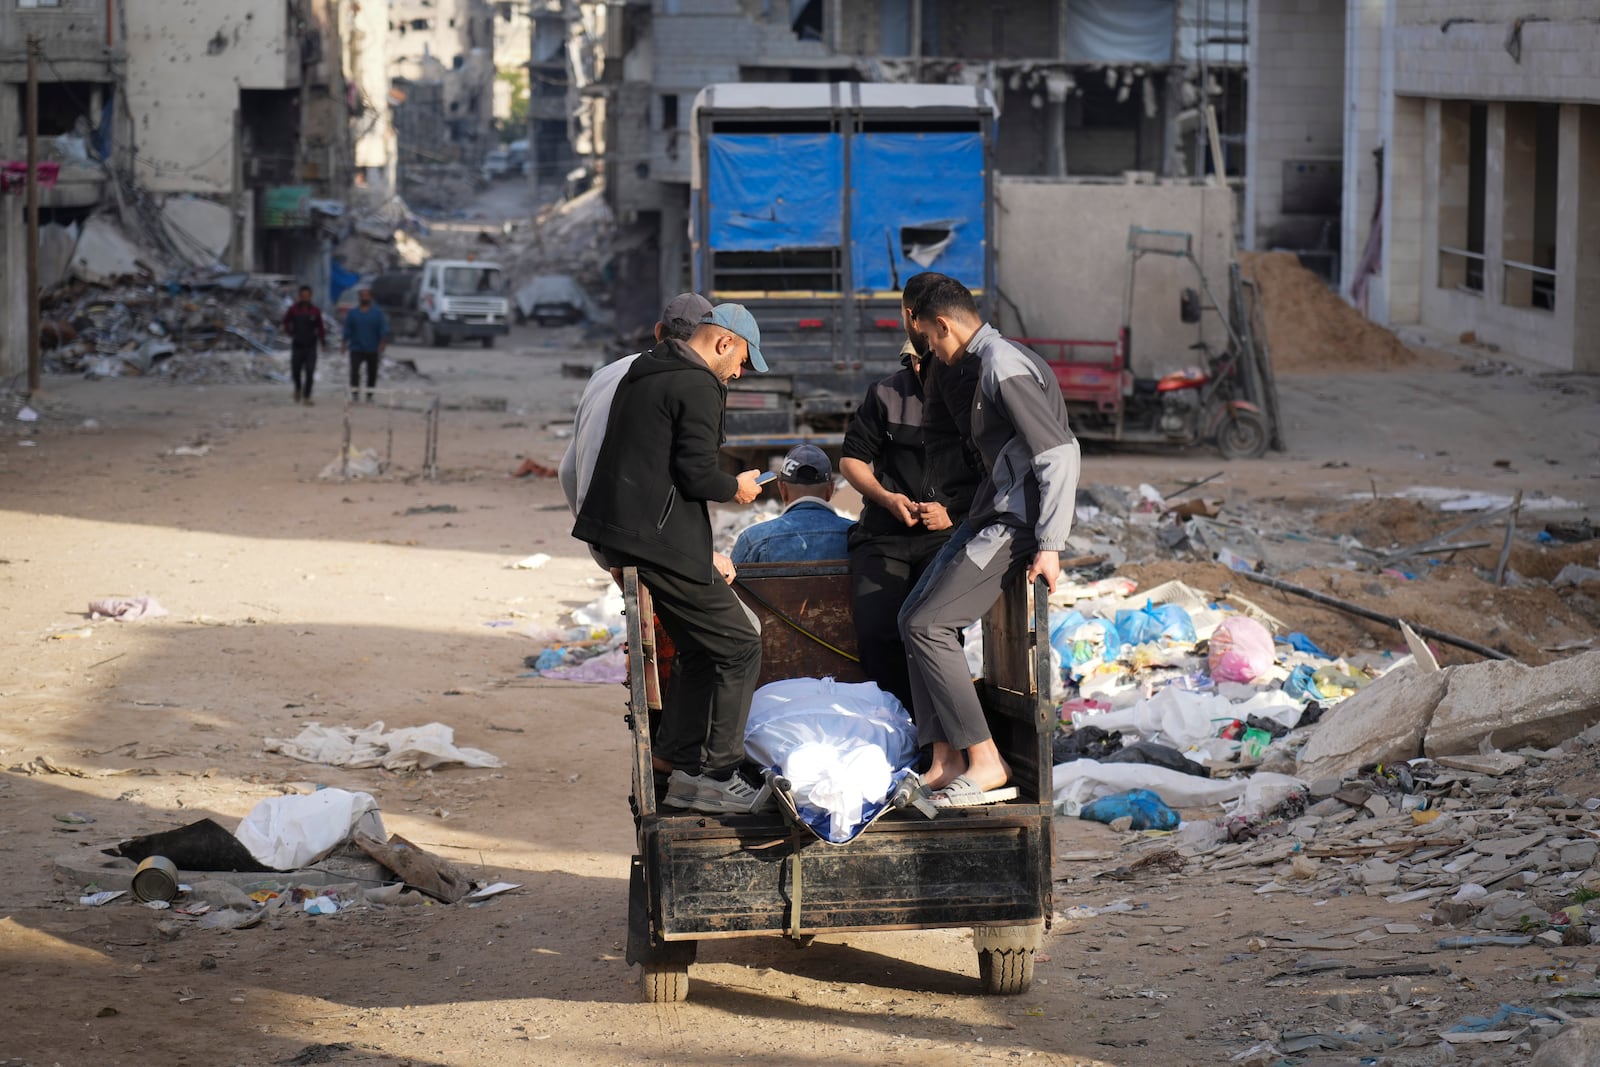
[480,335,495,349]
[977,947,1034,995]
[1217,408,1269,460]
[640,960,689,1003]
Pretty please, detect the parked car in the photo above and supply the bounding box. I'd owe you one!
[514,273,591,327]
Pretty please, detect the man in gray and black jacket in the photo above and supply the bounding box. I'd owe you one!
[899,277,1080,808]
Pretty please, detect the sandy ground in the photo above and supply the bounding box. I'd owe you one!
[0,316,1597,1067]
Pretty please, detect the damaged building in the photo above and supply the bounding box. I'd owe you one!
[388,0,497,192]
[570,0,1247,331]
[0,0,392,383]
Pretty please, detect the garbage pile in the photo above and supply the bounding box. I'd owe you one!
[522,585,628,684]
[59,788,521,925]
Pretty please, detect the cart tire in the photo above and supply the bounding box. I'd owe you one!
[1217,408,1269,460]
[480,335,495,349]
[640,961,689,1003]
[977,947,1034,995]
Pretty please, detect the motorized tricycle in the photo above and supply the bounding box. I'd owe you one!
[621,563,1054,1003]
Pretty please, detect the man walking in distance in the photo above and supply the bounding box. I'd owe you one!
[901,278,1080,807]
[342,288,391,404]
[574,304,772,816]
[282,285,326,405]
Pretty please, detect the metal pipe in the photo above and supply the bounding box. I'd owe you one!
[1240,572,1514,662]
[26,37,40,396]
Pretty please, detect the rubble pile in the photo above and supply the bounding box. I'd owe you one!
[40,278,295,383]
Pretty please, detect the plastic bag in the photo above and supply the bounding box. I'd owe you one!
[1080,788,1180,831]
[1083,686,1229,749]
[1114,600,1197,646]
[233,789,385,870]
[1208,616,1276,683]
[744,678,917,843]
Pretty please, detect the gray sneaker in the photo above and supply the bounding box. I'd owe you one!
[686,772,772,815]
[663,769,701,809]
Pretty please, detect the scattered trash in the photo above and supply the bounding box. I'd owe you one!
[16,405,38,422]
[1080,789,1179,831]
[262,721,503,771]
[233,789,386,871]
[88,595,169,621]
[511,553,551,570]
[79,890,126,906]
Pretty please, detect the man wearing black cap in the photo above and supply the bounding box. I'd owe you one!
[574,303,774,816]
[730,444,853,565]
[839,271,982,714]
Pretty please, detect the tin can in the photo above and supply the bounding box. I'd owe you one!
[131,855,179,903]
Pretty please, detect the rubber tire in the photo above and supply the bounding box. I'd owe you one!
[640,961,688,1003]
[480,335,494,349]
[977,948,1034,995]
[1217,408,1269,460]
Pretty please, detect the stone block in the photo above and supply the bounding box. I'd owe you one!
[1296,662,1450,781]
[1424,650,1600,756]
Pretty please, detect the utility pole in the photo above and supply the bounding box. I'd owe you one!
[230,108,246,271]
[25,36,41,396]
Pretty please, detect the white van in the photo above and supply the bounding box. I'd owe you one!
[417,259,512,348]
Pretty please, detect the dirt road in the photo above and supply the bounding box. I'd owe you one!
[1,328,1596,1066]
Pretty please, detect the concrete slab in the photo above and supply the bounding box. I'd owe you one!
[1424,650,1600,756]
[1295,661,1450,781]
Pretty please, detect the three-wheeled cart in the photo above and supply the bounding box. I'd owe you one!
[621,561,1053,1002]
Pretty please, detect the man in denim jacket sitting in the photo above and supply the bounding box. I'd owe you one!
[731,445,853,564]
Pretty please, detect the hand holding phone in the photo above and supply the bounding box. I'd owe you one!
[755,471,778,485]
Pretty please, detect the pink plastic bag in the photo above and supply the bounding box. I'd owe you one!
[1208,616,1275,683]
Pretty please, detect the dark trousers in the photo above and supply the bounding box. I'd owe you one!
[849,530,946,713]
[636,563,762,775]
[349,350,379,397]
[290,344,318,397]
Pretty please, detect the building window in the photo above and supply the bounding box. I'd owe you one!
[1438,101,1487,293]
[1502,102,1559,311]
[660,94,679,131]
[18,0,63,8]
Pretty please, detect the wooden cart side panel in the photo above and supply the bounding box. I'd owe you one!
[623,569,659,820]
[732,568,867,687]
[650,818,1049,938]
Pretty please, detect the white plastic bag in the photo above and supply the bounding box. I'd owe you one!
[744,678,917,843]
[1051,759,1305,818]
[1085,686,1232,749]
[233,788,385,870]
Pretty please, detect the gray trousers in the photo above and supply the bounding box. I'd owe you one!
[900,521,1036,751]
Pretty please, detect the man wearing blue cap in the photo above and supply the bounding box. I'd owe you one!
[574,302,775,815]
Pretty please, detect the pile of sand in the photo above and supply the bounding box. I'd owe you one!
[1240,251,1419,374]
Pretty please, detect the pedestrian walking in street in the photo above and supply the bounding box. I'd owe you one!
[282,285,326,405]
[342,288,391,404]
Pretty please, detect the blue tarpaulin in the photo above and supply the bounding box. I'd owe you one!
[330,260,361,304]
[1065,0,1176,64]
[849,132,984,292]
[707,133,843,251]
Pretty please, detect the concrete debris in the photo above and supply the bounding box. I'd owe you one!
[1295,650,1600,780]
[1427,653,1600,756]
[1294,662,1450,781]
[1531,1019,1600,1067]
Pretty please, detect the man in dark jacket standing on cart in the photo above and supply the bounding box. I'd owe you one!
[574,304,772,815]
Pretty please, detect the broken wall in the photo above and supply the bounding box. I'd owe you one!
[122,0,298,195]
[994,177,1235,375]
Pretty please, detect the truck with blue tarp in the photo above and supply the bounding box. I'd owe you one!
[690,83,998,444]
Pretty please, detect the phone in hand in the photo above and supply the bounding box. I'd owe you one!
[755,471,778,485]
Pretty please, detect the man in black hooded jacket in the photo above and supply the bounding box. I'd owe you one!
[573,303,771,815]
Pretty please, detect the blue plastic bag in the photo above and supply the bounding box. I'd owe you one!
[1283,664,1317,701]
[1079,788,1180,831]
[1114,601,1197,646]
[1283,631,1330,658]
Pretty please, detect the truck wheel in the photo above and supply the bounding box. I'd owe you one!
[480,335,495,349]
[977,947,1034,995]
[420,321,438,348]
[1217,409,1268,460]
[640,961,688,1003]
